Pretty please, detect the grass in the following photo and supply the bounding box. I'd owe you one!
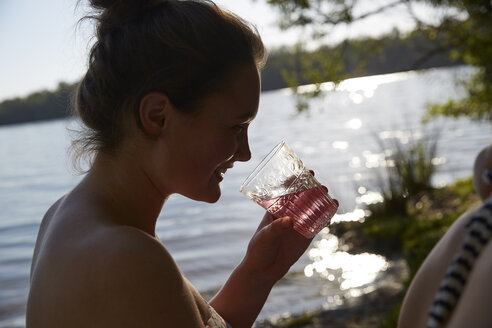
[370,128,440,216]
[363,177,478,273]
[337,130,479,327]
[358,177,478,327]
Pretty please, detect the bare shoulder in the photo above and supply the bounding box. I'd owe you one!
[90,224,174,265]
[447,240,492,328]
[28,224,207,328]
[80,226,207,327]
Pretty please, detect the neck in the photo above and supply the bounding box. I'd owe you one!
[80,151,168,237]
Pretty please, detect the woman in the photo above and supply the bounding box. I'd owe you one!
[26,1,315,327]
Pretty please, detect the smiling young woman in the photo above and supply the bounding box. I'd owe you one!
[26,1,315,327]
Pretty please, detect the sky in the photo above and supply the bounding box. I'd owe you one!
[0,0,437,103]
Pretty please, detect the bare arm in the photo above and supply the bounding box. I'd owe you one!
[210,213,313,328]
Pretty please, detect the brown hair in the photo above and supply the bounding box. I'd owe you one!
[72,0,266,168]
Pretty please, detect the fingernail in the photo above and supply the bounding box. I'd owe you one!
[281,217,292,229]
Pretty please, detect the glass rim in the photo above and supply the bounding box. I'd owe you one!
[240,140,286,193]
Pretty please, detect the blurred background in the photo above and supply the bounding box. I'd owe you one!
[1,1,491,327]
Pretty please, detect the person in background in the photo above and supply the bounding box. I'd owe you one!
[26,1,318,327]
[398,145,492,328]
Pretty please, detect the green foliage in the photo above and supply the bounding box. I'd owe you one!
[335,128,444,258]
[425,69,492,122]
[370,129,440,216]
[264,29,461,112]
[261,29,458,92]
[379,303,402,328]
[263,29,459,112]
[264,0,492,122]
[360,176,477,276]
[336,177,478,327]
[343,131,478,328]
[284,313,316,327]
[279,43,348,112]
[421,2,492,123]
[359,129,478,276]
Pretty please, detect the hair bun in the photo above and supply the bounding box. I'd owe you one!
[89,0,161,12]
[87,0,163,34]
[89,0,114,10]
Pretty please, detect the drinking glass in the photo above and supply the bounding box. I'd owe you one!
[240,141,339,238]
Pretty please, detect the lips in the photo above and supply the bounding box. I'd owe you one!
[214,164,233,182]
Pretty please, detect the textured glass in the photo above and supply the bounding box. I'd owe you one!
[240,141,339,238]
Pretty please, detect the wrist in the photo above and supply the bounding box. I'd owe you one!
[236,255,278,291]
[210,258,276,328]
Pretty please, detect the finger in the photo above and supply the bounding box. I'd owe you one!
[309,170,315,176]
[256,211,275,233]
[256,216,292,243]
[266,216,292,236]
[321,185,328,193]
[333,199,339,207]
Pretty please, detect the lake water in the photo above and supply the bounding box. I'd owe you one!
[1,66,491,327]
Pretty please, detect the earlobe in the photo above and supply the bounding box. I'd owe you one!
[139,92,171,137]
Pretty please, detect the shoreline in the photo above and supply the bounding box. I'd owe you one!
[255,284,406,328]
[254,257,408,328]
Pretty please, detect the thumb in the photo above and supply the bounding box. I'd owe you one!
[274,216,293,231]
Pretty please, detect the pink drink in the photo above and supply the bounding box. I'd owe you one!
[259,186,338,238]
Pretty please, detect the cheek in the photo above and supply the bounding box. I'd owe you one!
[187,135,239,175]
[188,148,222,175]
[220,140,239,162]
[207,136,238,162]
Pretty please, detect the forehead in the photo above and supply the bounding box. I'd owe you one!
[196,64,260,121]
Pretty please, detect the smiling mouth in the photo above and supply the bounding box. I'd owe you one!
[214,169,225,182]
[215,165,233,182]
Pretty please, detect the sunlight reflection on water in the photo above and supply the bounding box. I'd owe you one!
[356,191,384,205]
[330,209,367,224]
[296,70,411,97]
[304,231,389,291]
[344,118,362,129]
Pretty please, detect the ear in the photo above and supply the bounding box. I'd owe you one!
[139,92,172,138]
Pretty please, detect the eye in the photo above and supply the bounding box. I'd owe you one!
[233,123,248,133]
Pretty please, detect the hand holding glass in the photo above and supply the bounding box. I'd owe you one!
[240,141,339,238]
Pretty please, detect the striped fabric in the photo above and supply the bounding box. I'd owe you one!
[426,194,492,328]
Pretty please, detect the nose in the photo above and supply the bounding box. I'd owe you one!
[234,130,251,162]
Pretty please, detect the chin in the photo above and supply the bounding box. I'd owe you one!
[204,195,221,203]
[185,187,222,204]
[204,188,222,203]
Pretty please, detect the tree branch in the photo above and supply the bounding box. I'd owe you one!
[320,0,409,25]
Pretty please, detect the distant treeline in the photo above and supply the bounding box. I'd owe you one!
[261,29,459,91]
[0,29,460,126]
[0,82,76,126]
